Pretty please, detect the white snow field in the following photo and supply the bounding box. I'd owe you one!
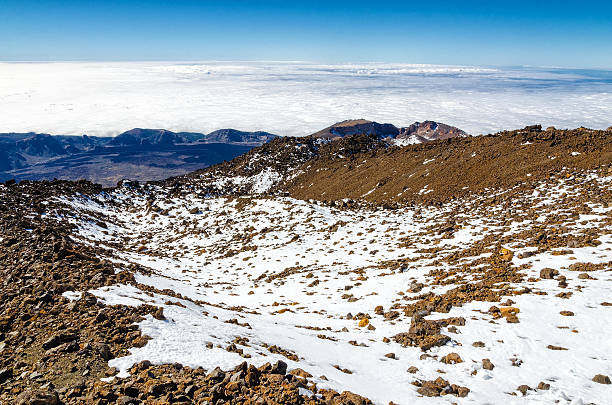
[55,170,612,404]
[1,62,611,137]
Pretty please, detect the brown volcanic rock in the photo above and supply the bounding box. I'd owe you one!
[393,314,465,351]
[0,181,165,403]
[170,119,468,196]
[283,126,612,205]
[0,178,375,405]
[170,132,388,195]
[414,377,470,397]
[77,361,371,405]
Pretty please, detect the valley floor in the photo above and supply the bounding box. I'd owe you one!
[53,169,612,404]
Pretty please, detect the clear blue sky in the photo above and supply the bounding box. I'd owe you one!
[1,0,611,67]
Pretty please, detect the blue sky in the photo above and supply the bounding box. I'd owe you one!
[1,0,611,67]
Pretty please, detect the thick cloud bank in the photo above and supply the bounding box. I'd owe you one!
[1,62,610,136]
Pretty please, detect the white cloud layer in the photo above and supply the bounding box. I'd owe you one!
[1,61,611,137]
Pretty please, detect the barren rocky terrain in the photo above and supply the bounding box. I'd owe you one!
[1,125,611,404]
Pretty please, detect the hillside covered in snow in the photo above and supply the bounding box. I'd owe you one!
[0,125,611,404]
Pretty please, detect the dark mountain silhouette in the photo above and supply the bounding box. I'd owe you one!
[204,129,278,144]
[0,128,278,185]
[309,119,467,143]
[311,119,399,139]
[15,134,68,157]
[109,129,202,146]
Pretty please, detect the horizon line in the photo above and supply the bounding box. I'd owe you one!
[1,60,611,71]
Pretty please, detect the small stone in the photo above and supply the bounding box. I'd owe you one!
[537,382,550,390]
[407,366,418,374]
[16,389,60,405]
[208,367,225,381]
[230,370,243,382]
[472,341,485,348]
[482,359,494,370]
[456,386,470,397]
[547,345,568,351]
[383,311,400,320]
[384,353,396,359]
[245,371,259,387]
[560,311,574,316]
[416,386,440,397]
[440,352,463,364]
[517,385,530,395]
[30,372,43,380]
[185,384,198,396]
[0,367,13,383]
[118,396,139,405]
[42,335,62,350]
[267,373,284,384]
[289,368,312,378]
[105,367,118,377]
[96,343,112,360]
[225,381,241,392]
[152,307,166,320]
[540,268,559,279]
[505,314,520,323]
[270,360,287,375]
[592,374,611,384]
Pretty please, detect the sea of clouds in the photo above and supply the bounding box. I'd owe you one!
[0,61,610,137]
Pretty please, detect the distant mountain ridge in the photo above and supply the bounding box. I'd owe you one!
[310,119,468,144]
[0,120,467,185]
[0,128,279,170]
[0,128,278,185]
[205,129,278,144]
[107,128,278,147]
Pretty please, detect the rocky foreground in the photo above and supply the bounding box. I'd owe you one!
[0,181,376,404]
[1,126,611,404]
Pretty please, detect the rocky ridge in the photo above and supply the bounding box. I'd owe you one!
[171,125,611,204]
[309,120,467,144]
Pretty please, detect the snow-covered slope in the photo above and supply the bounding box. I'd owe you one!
[56,168,612,404]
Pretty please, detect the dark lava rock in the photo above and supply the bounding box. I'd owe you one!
[270,360,288,375]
